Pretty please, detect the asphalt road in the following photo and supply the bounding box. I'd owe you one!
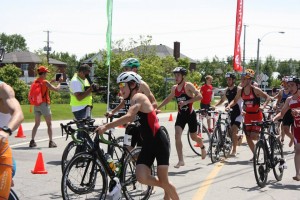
[9,112,300,200]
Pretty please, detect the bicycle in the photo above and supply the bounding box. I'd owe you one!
[61,125,154,199]
[209,110,233,163]
[187,109,211,156]
[247,119,285,188]
[60,116,124,172]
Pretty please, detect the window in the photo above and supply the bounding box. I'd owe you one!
[21,64,29,71]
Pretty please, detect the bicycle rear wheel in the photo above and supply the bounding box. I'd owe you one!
[253,140,268,188]
[121,147,153,200]
[271,137,284,181]
[187,122,210,156]
[223,127,233,158]
[9,189,19,200]
[210,128,221,163]
[61,152,108,199]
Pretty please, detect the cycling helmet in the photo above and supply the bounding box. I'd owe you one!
[225,72,236,79]
[117,72,142,84]
[241,69,255,79]
[120,58,140,68]
[172,67,187,75]
[286,76,300,84]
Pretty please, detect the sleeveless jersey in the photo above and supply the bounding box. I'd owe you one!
[289,97,300,131]
[241,87,260,113]
[135,110,160,140]
[226,86,241,115]
[281,90,291,103]
[175,83,193,113]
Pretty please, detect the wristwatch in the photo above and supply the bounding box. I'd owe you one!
[2,126,12,136]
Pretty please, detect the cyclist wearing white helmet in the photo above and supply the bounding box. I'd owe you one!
[215,72,243,156]
[157,67,206,168]
[226,69,271,159]
[107,58,157,152]
[273,76,300,181]
[97,72,179,200]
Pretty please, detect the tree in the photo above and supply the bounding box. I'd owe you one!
[50,51,79,79]
[0,64,29,103]
[0,33,28,53]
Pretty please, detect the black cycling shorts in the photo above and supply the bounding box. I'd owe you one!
[282,109,294,126]
[175,110,197,133]
[200,103,211,116]
[137,127,170,168]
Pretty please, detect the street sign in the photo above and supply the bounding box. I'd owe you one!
[164,77,175,82]
[261,81,268,86]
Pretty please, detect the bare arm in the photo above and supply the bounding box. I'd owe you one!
[0,83,24,136]
[253,87,271,109]
[184,82,202,104]
[214,88,227,107]
[46,81,61,92]
[273,97,291,121]
[107,100,125,116]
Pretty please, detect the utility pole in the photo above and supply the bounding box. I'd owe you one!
[43,30,52,64]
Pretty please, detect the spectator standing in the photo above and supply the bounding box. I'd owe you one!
[200,75,214,132]
[29,66,62,148]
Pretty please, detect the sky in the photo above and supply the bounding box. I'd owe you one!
[2,0,300,63]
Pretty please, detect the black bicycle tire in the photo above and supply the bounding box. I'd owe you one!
[272,137,284,181]
[187,122,210,156]
[122,147,153,200]
[253,140,268,188]
[8,189,19,200]
[223,125,233,158]
[61,152,108,199]
[210,128,221,163]
[61,141,78,172]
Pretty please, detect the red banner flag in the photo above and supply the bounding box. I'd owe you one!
[233,0,243,72]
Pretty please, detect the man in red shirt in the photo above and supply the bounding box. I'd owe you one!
[200,75,214,132]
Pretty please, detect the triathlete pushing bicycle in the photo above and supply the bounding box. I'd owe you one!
[97,72,179,200]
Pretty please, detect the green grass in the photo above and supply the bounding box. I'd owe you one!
[21,97,220,122]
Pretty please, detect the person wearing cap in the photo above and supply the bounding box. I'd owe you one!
[30,66,62,148]
[69,64,93,143]
[273,76,300,181]
[226,69,271,159]
[200,75,214,132]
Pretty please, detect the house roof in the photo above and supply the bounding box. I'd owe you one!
[2,51,67,65]
[82,44,196,63]
[130,44,196,63]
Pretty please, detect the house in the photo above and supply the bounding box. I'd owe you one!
[0,51,67,83]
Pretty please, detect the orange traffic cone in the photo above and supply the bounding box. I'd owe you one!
[168,114,173,121]
[117,125,125,128]
[15,125,26,138]
[31,152,48,174]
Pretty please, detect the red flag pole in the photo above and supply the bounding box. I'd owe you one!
[233,0,243,72]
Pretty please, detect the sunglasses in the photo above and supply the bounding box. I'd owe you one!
[119,82,126,89]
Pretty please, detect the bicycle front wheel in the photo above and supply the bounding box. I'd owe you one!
[271,137,284,181]
[187,122,210,156]
[121,147,153,200]
[253,140,268,188]
[61,152,108,199]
